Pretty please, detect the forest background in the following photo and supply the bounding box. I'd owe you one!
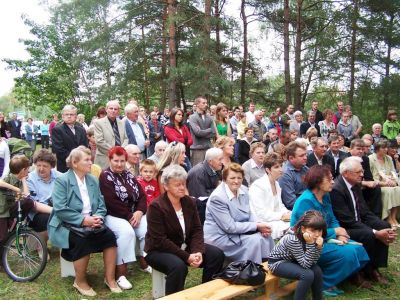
[1,0,400,131]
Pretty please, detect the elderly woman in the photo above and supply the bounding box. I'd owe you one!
[369,140,400,226]
[145,165,225,295]
[249,152,291,239]
[27,149,59,243]
[242,142,266,186]
[204,163,274,263]
[291,165,369,296]
[48,146,120,296]
[289,111,303,135]
[215,136,235,167]
[99,146,149,290]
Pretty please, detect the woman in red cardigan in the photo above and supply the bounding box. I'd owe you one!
[164,108,193,168]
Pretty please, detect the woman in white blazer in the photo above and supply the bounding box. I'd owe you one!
[249,152,291,239]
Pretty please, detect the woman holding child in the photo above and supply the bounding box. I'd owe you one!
[99,146,150,291]
[48,146,120,296]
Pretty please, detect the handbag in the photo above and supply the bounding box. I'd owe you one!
[213,260,266,286]
[65,223,107,238]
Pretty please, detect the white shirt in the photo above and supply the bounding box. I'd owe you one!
[74,172,92,216]
[129,120,146,151]
[224,182,246,202]
[343,177,358,221]
[0,140,10,179]
[176,209,187,250]
[246,111,255,124]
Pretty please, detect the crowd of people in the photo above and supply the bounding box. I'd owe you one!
[0,97,399,298]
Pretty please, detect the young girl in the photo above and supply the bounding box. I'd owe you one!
[268,210,326,300]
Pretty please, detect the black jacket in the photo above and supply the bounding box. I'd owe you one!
[306,152,336,178]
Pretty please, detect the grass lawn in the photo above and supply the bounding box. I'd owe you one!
[1,236,400,300]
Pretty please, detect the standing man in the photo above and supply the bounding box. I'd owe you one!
[245,102,256,124]
[332,101,344,126]
[311,101,324,123]
[230,107,241,140]
[278,141,309,209]
[124,103,149,160]
[7,113,22,139]
[51,105,89,172]
[280,104,295,131]
[148,111,164,157]
[189,96,216,166]
[331,157,395,285]
[94,100,128,169]
[248,110,267,141]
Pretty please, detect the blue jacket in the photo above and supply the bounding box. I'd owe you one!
[48,170,107,249]
[125,119,147,146]
[25,124,38,141]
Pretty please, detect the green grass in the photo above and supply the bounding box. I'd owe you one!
[1,237,400,300]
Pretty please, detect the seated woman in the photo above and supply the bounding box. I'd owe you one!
[27,149,59,243]
[48,146,120,297]
[215,136,235,168]
[157,141,187,193]
[99,146,150,290]
[249,152,291,239]
[204,163,274,263]
[369,140,400,226]
[145,165,224,295]
[291,165,369,297]
[237,127,257,165]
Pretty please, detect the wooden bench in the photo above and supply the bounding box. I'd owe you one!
[158,262,297,300]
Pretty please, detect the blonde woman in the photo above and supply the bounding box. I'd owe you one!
[215,136,235,168]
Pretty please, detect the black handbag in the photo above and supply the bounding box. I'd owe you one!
[65,223,107,238]
[213,260,266,286]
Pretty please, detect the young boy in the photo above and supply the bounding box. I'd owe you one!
[0,155,51,253]
[136,159,160,207]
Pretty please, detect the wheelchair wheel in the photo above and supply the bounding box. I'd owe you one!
[2,230,47,282]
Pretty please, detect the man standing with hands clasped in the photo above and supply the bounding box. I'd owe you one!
[330,156,396,286]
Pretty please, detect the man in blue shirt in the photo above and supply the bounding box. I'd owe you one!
[278,141,309,209]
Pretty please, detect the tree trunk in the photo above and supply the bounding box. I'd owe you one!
[203,0,211,97]
[283,0,292,106]
[383,13,393,115]
[141,20,150,110]
[167,0,177,108]
[294,0,303,109]
[214,0,223,101]
[349,0,358,107]
[240,0,248,105]
[160,2,168,110]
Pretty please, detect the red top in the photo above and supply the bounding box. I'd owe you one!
[136,176,161,207]
[164,124,193,146]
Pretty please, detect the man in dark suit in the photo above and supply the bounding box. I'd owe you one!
[124,103,149,160]
[348,139,382,217]
[7,113,22,139]
[300,110,320,137]
[51,105,89,172]
[306,137,336,177]
[326,136,348,178]
[330,156,396,285]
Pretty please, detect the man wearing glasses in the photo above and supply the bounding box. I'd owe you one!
[51,104,89,172]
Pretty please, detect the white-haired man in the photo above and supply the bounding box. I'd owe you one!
[331,156,395,285]
[52,105,89,172]
[124,103,149,160]
[371,123,387,145]
[94,100,128,168]
[249,110,267,141]
[187,148,223,224]
[148,140,168,164]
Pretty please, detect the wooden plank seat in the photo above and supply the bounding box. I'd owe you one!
[159,262,297,300]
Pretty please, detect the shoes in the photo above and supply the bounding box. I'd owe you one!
[73,282,97,297]
[140,266,152,274]
[117,275,133,290]
[370,270,389,285]
[322,289,338,297]
[332,287,344,295]
[105,279,123,293]
[349,272,372,289]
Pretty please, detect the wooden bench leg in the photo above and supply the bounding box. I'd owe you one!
[265,276,280,300]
